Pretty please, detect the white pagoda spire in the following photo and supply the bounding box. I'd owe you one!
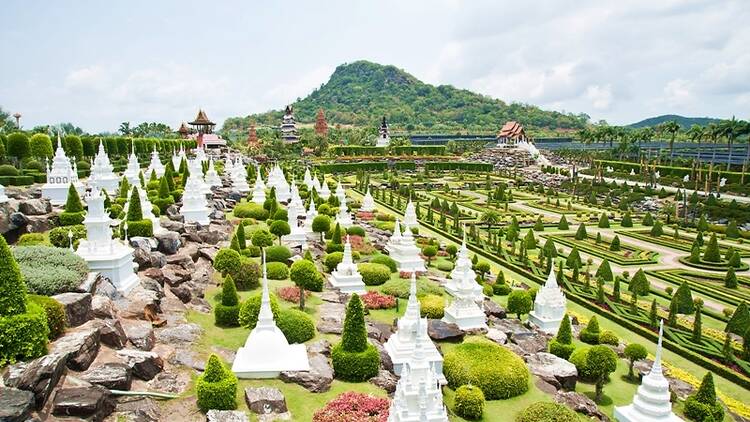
[205,158,221,187]
[444,230,483,301]
[403,197,418,230]
[442,231,488,331]
[146,145,165,178]
[528,265,567,334]
[251,167,266,204]
[329,235,366,294]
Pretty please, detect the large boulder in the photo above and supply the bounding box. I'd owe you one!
[525,352,578,390]
[554,391,610,421]
[244,386,288,414]
[369,338,393,372]
[155,323,202,345]
[91,295,118,319]
[492,318,532,338]
[52,385,116,422]
[123,320,155,351]
[2,353,68,409]
[96,318,128,349]
[280,353,333,393]
[427,319,464,342]
[369,369,398,393]
[51,292,92,327]
[482,299,507,318]
[18,199,51,215]
[206,410,250,422]
[80,363,133,390]
[116,349,164,381]
[485,328,508,345]
[50,323,101,371]
[0,387,35,422]
[155,231,181,255]
[509,331,550,356]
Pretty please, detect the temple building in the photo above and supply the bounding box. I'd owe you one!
[42,134,84,205]
[496,121,528,144]
[280,105,299,143]
[177,122,190,139]
[314,108,328,137]
[247,123,259,149]
[376,116,391,147]
[188,109,226,149]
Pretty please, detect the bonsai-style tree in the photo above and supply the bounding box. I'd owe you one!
[574,223,587,240]
[703,233,721,263]
[684,373,724,422]
[624,343,648,380]
[446,244,458,261]
[312,215,331,242]
[609,235,621,251]
[586,345,618,403]
[422,245,437,266]
[595,259,613,282]
[558,215,569,230]
[507,290,532,319]
[475,261,490,280]
[251,228,274,249]
[269,220,290,245]
[598,213,610,228]
[290,259,320,310]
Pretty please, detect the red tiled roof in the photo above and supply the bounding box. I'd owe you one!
[498,121,525,139]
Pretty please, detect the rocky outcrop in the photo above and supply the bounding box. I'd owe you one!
[52,385,116,422]
[555,391,610,421]
[207,410,250,422]
[51,292,92,327]
[369,370,398,394]
[3,353,68,409]
[80,363,133,390]
[123,320,156,351]
[525,352,577,390]
[50,323,101,371]
[0,387,35,422]
[155,231,181,255]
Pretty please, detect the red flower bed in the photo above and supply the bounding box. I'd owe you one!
[361,291,396,310]
[276,286,309,303]
[312,392,390,422]
[350,235,377,255]
[399,270,426,279]
[357,211,375,221]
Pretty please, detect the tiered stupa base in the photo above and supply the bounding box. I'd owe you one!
[180,208,210,225]
[384,338,446,384]
[614,405,685,422]
[528,312,563,334]
[329,273,366,294]
[76,242,139,293]
[232,328,309,378]
[43,183,85,206]
[442,304,487,331]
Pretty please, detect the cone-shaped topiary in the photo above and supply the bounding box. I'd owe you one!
[642,212,654,226]
[332,293,380,381]
[598,213,610,228]
[158,176,171,198]
[609,235,621,251]
[575,223,587,240]
[621,212,633,227]
[703,233,721,263]
[650,220,663,237]
[689,241,701,263]
[126,187,143,221]
[725,267,738,289]
[524,230,537,250]
[649,299,658,327]
[214,275,240,326]
[628,269,650,296]
[729,251,742,268]
[236,224,246,250]
[534,216,545,231]
[580,316,600,344]
[229,234,240,252]
[692,302,703,343]
[595,259,613,282]
[196,354,237,411]
[726,302,749,335]
[64,184,83,213]
[341,294,367,352]
[331,223,343,245]
[684,372,723,422]
[549,314,575,359]
[118,176,130,199]
[565,247,581,269]
[0,235,26,316]
[673,281,695,314]
[726,219,740,239]
[558,215,569,230]
[221,276,239,307]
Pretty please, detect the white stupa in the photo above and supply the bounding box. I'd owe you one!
[231,159,250,194]
[194,144,207,164]
[251,168,266,205]
[188,158,211,196]
[387,321,449,422]
[361,188,376,212]
[386,220,427,273]
[281,210,307,244]
[233,254,310,378]
[172,145,187,170]
[303,168,313,189]
[223,154,236,177]
[528,266,566,334]
[312,176,322,194]
[145,146,165,178]
[123,146,141,186]
[614,321,684,422]
[403,198,418,230]
[287,181,305,219]
[335,195,353,228]
[304,200,318,234]
[444,233,483,302]
[267,164,291,203]
[335,179,346,204]
[42,134,84,205]
[0,183,9,204]
[442,275,488,331]
[385,273,445,382]
[179,171,211,225]
[88,141,119,195]
[205,158,222,187]
[76,189,139,293]
[329,235,366,294]
[319,178,331,200]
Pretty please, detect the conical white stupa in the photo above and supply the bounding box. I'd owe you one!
[528,266,567,334]
[303,167,313,189]
[89,140,120,194]
[319,178,331,200]
[179,170,211,225]
[42,133,85,205]
[403,198,418,230]
[251,168,266,204]
[335,193,353,228]
[361,188,376,212]
[205,158,222,187]
[329,235,366,294]
[386,220,426,273]
[281,207,307,244]
[232,253,310,378]
[287,180,305,219]
[146,146,165,178]
[444,232,483,302]
[304,200,318,234]
[614,320,684,422]
[442,234,488,331]
[123,145,141,186]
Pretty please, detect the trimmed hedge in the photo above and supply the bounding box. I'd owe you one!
[48,225,87,249]
[0,301,49,366]
[444,338,529,399]
[454,384,485,420]
[381,277,443,298]
[357,263,391,286]
[238,292,280,329]
[28,294,66,339]
[276,309,316,344]
[266,262,289,280]
[265,245,292,263]
[331,342,380,382]
[418,294,445,318]
[370,254,397,273]
[196,355,237,411]
[233,202,269,220]
[516,402,579,422]
[16,233,49,246]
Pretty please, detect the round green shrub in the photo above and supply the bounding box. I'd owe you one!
[331,342,380,382]
[276,309,316,344]
[324,252,344,272]
[346,226,366,237]
[0,301,49,366]
[370,255,397,272]
[59,211,85,226]
[381,277,442,298]
[16,233,49,246]
[516,402,579,422]
[0,164,19,176]
[357,263,391,286]
[238,292,280,329]
[454,384,485,420]
[579,316,601,344]
[444,338,529,399]
[246,245,261,257]
[549,339,576,360]
[234,202,269,220]
[436,261,454,272]
[265,245,291,263]
[48,225,86,249]
[599,330,619,346]
[196,355,237,411]
[24,160,45,173]
[569,347,593,380]
[492,282,512,296]
[13,246,88,295]
[419,294,445,318]
[482,283,494,296]
[213,248,242,276]
[266,262,289,280]
[28,294,66,339]
[325,242,344,253]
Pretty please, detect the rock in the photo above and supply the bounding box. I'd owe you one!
[111,396,161,422]
[371,322,393,341]
[526,352,578,390]
[50,323,101,371]
[317,320,342,334]
[280,354,333,393]
[554,391,609,421]
[166,252,195,270]
[206,410,250,422]
[140,277,165,298]
[427,319,464,342]
[130,236,157,252]
[93,276,121,300]
[116,349,164,381]
[97,318,128,349]
[319,302,346,323]
[170,350,206,371]
[482,299,506,318]
[307,339,331,356]
[200,226,229,244]
[149,251,167,268]
[52,385,116,422]
[81,363,133,390]
[510,331,550,356]
[535,378,559,395]
[51,292,92,327]
[244,387,288,414]
[198,246,220,262]
[133,248,152,270]
[118,285,161,320]
[160,220,184,233]
[0,387,34,422]
[492,318,532,338]
[369,339,394,372]
[18,199,51,215]
[369,370,398,394]
[91,295,118,319]
[9,212,29,228]
[486,328,508,345]
[123,320,155,351]
[25,215,55,232]
[148,371,189,394]
[180,243,201,261]
[319,291,346,303]
[155,323,202,345]
[155,231,181,255]
[3,353,68,409]
[170,285,193,303]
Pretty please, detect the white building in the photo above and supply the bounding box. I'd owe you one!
[385,220,426,273]
[444,233,483,302]
[528,267,567,334]
[89,141,120,195]
[42,134,85,206]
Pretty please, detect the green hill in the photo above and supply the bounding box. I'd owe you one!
[628,114,721,129]
[222,60,588,134]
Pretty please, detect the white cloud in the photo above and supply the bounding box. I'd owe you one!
[64,65,109,91]
[584,85,613,110]
[263,66,334,106]
[662,79,693,107]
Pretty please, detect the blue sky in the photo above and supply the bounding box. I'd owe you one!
[1,0,748,132]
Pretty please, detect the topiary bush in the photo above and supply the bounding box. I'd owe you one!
[124,219,153,238]
[369,254,397,273]
[436,260,454,272]
[549,314,575,359]
[0,164,19,176]
[213,248,242,276]
[569,347,593,379]
[214,276,240,327]
[13,246,88,295]
[238,292,280,329]
[49,225,87,249]
[419,294,445,318]
[346,226,366,237]
[684,372,724,422]
[332,294,380,381]
[276,309,316,344]
[580,316,601,344]
[16,233,49,246]
[196,354,237,412]
[492,282,512,296]
[599,330,619,346]
[233,202,269,220]
[265,245,291,263]
[381,277,442,298]
[266,262,289,280]
[444,338,529,399]
[28,294,66,339]
[454,384,485,420]
[515,402,579,422]
[324,252,344,272]
[357,262,391,286]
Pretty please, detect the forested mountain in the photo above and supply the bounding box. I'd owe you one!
[222,60,589,134]
[628,114,721,129]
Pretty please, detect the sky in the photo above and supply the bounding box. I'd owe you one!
[1,0,748,133]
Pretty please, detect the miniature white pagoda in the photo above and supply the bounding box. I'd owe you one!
[403,199,418,229]
[123,147,141,186]
[0,183,9,204]
[76,189,139,293]
[231,159,250,194]
[528,266,566,334]
[304,200,318,234]
[361,188,376,212]
[126,186,165,235]
[303,168,313,189]
[329,235,366,294]
[335,179,346,204]
[42,134,84,205]
[614,321,684,422]
[312,176,322,194]
[385,273,445,382]
[386,220,427,273]
[146,146,165,178]
[188,158,211,196]
[88,141,120,195]
[172,145,187,169]
[233,254,310,378]
[205,158,222,187]
[377,116,392,148]
[319,178,331,200]
[281,210,307,244]
[266,164,291,203]
[444,233,483,302]
[335,195,354,228]
[180,172,211,225]
[251,169,266,204]
[287,181,305,219]
[194,144,207,164]
[387,323,449,422]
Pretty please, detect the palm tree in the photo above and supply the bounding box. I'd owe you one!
[479,210,500,228]
[707,123,720,165]
[686,124,705,162]
[658,120,681,164]
[719,117,741,171]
